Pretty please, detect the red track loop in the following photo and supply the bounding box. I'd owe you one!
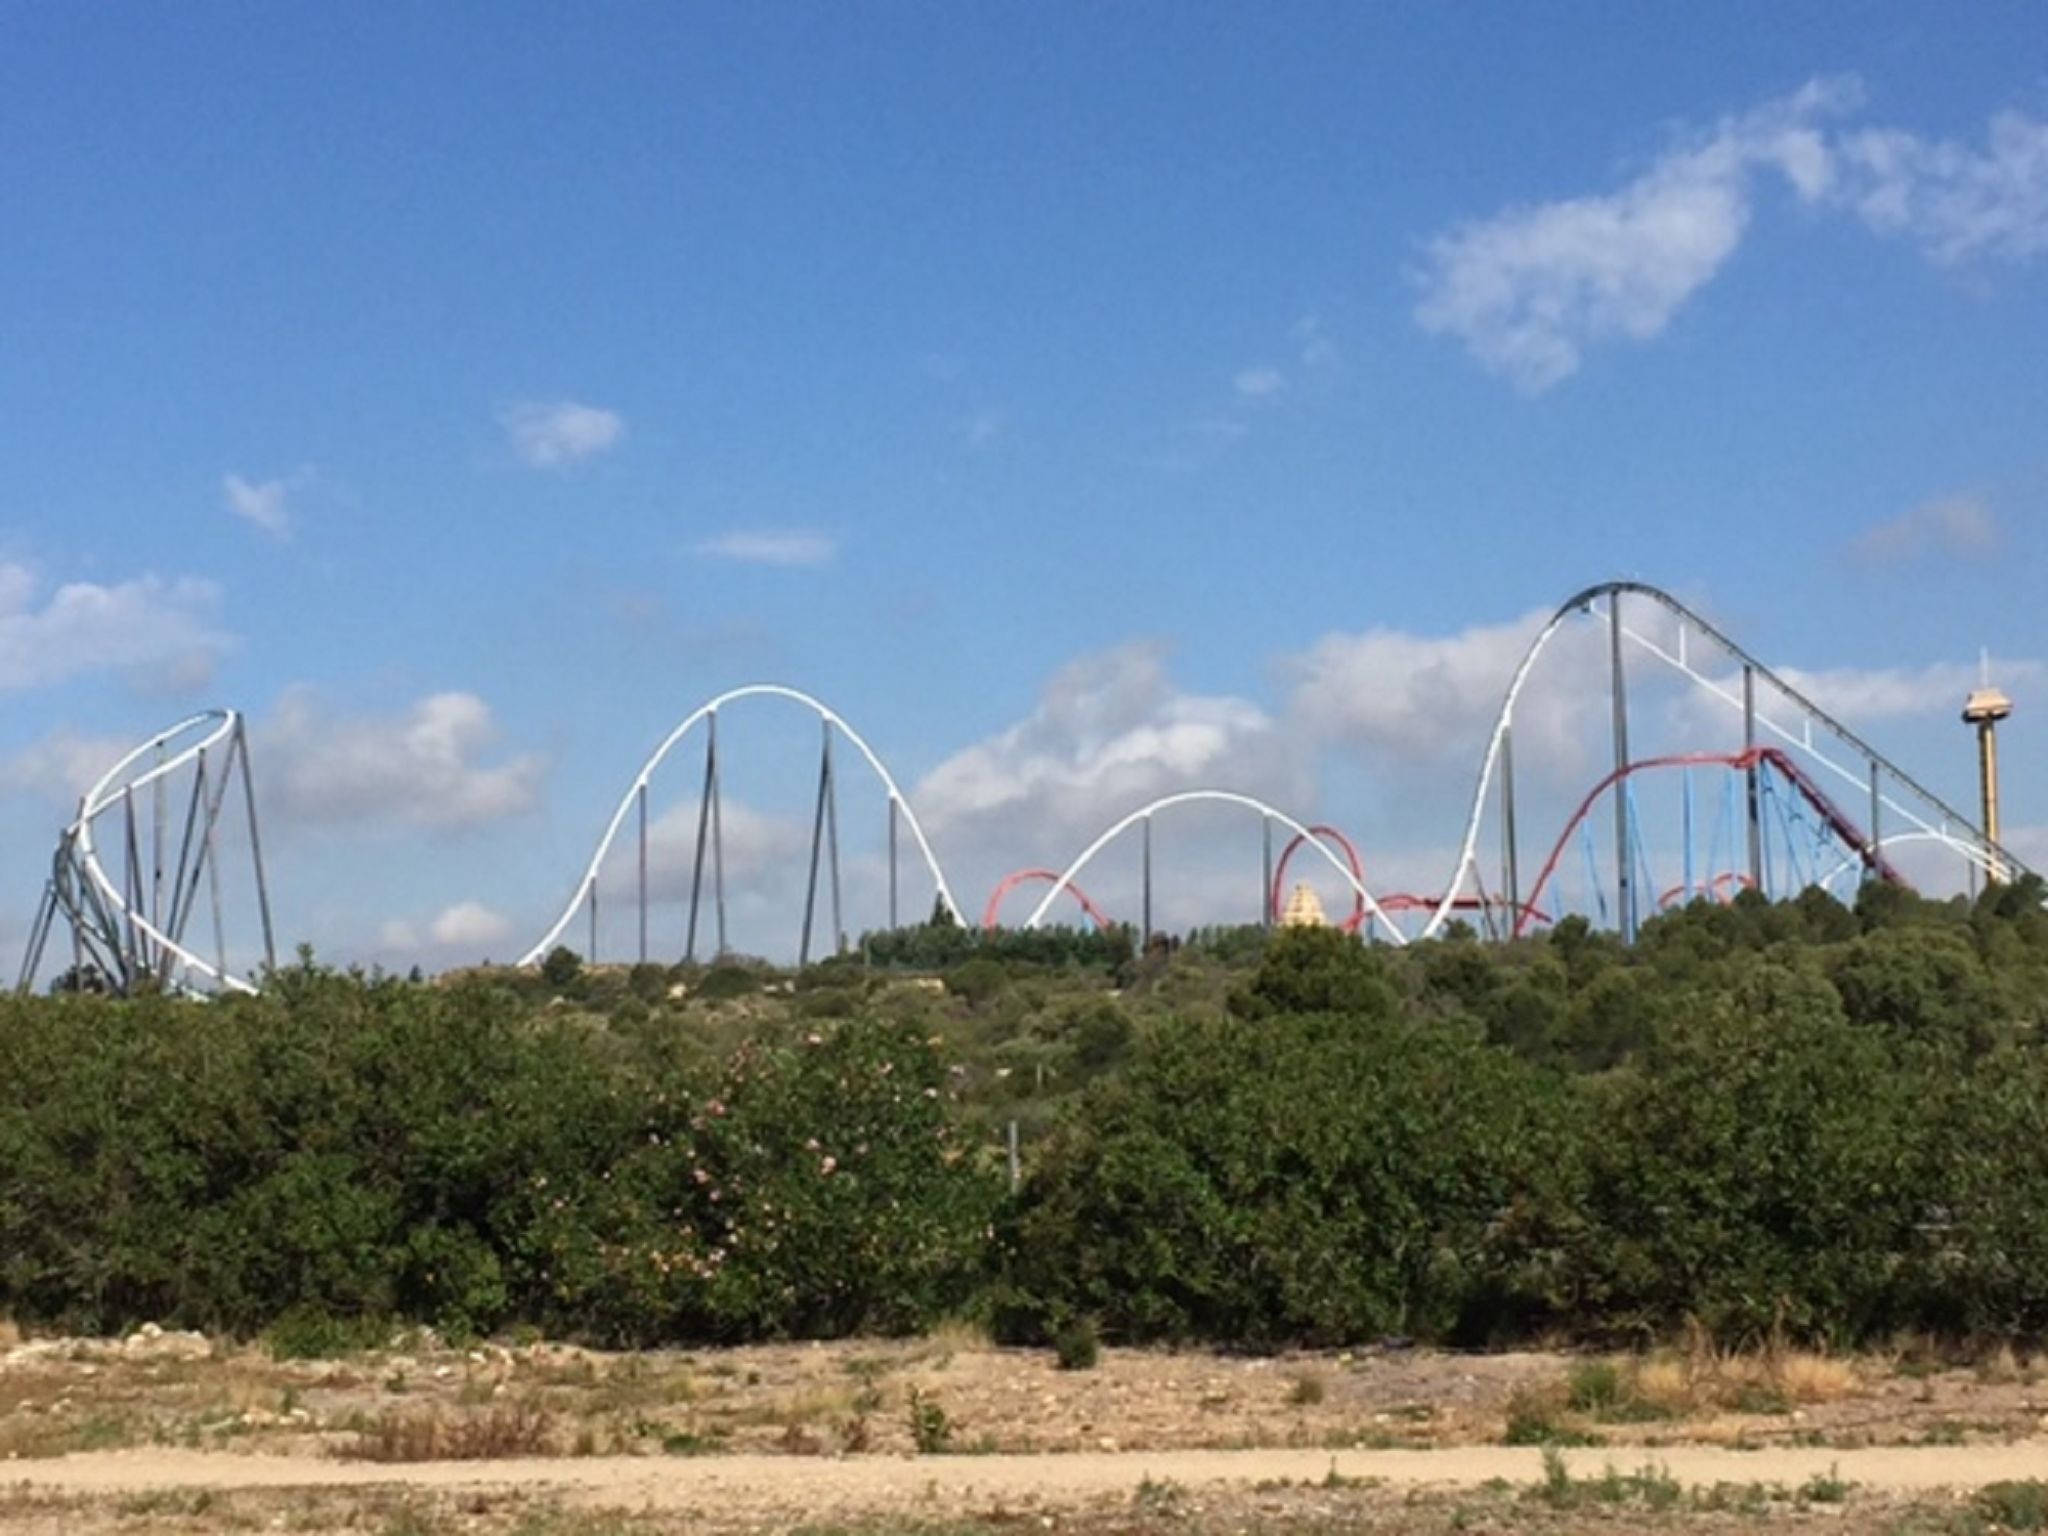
[1269,825,1368,934]
[1657,871,1756,910]
[982,869,1114,932]
[1513,747,1903,940]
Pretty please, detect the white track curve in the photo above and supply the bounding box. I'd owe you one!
[1020,789,1409,945]
[520,685,963,965]
[1425,581,2026,939]
[68,709,259,995]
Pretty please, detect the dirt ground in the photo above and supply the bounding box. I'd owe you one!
[3,1329,2046,1532]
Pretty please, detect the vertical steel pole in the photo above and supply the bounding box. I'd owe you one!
[1141,814,1153,944]
[686,720,715,962]
[203,784,228,987]
[1261,816,1274,927]
[1609,596,1634,942]
[799,725,830,967]
[234,725,277,972]
[1500,721,1521,931]
[1867,760,1882,884]
[824,725,844,954]
[152,741,166,939]
[635,782,648,965]
[710,715,728,957]
[122,786,143,983]
[887,798,900,929]
[1743,665,1763,891]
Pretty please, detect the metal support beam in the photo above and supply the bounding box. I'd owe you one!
[1261,816,1273,927]
[710,715,728,957]
[686,721,715,963]
[1868,760,1883,884]
[799,723,830,967]
[824,724,844,955]
[1141,813,1153,944]
[887,798,900,930]
[1744,665,1763,892]
[1609,596,1635,942]
[1500,721,1520,931]
[234,724,277,973]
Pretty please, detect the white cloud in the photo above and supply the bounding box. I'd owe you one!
[1415,79,1856,392]
[502,400,625,468]
[1835,110,2048,263]
[1418,82,2048,391]
[222,473,292,539]
[1233,366,1286,399]
[0,562,229,694]
[694,529,838,567]
[0,726,139,805]
[261,688,546,831]
[914,642,1296,854]
[427,900,514,948]
[1773,658,2042,724]
[1852,493,2000,563]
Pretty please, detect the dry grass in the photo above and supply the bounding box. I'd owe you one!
[0,1315,22,1348]
[341,1402,556,1461]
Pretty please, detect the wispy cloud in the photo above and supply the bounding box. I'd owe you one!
[222,472,293,539]
[1233,366,1286,399]
[1836,111,2048,263]
[695,529,838,567]
[502,400,625,468]
[262,687,546,832]
[1852,493,2000,564]
[1416,80,2048,392]
[0,562,229,695]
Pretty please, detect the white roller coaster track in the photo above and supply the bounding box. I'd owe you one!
[1425,581,2028,939]
[519,684,964,965]
[62,709,263,995]
[1019,789,1411,945]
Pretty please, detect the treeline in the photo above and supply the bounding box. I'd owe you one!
[4,879,2048,1350]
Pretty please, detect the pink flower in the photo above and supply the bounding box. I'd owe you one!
[820,1155,838,1176]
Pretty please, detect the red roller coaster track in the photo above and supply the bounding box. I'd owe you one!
[1512,746,1904,939]
[1269,824,1369,933]
[982,869,1115,932]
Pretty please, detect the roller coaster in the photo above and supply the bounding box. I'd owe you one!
[16,582,2031,992]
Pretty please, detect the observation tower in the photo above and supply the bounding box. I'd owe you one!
[1962,663,2013,883]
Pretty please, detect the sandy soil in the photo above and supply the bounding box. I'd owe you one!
[4,1331,2046,1531]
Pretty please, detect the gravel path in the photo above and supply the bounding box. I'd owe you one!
[9,1441,2048,1515]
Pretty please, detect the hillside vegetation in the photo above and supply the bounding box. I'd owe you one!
[4,878,2048,1352]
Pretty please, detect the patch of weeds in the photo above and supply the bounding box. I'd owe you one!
[1053,1317,1099,1372]
[114,1489,217,1517]
[343,1403,556,1461]
[1797,1464,1854,1504]
[1288,1372,1327,1407]
[265,1307,390,1360]
[1134,1474,1184,1512]
[1527,1449,1680,1511]
[1502,1385,1600,1447]
[1978,1481,2048,1531]
[1920,1420,1969,1445]
[661,1428,726,1456]
[1566,1357,1672,1423]
[906,1387,952,1454]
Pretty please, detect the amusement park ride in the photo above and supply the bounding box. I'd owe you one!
[17,582,2031,996]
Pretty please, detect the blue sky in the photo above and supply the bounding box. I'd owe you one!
[3,4,2045,972]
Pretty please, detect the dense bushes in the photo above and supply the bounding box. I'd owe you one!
[7,883,2048,1350]
[0,962,998,1342]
